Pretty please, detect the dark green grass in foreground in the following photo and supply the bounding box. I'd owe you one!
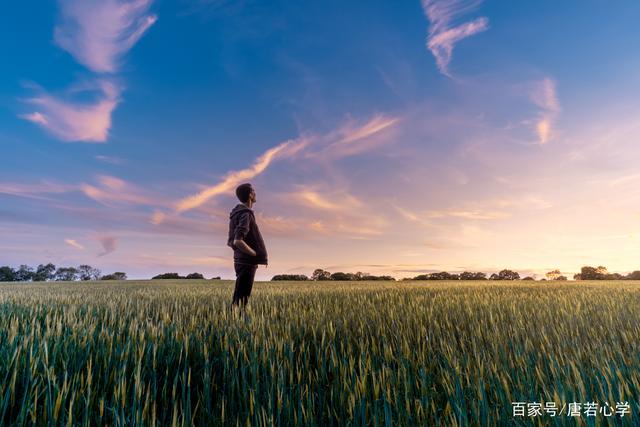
[1,280,639,426]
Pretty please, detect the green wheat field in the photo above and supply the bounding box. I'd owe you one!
[1,279,639,426]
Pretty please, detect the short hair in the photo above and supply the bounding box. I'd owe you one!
[235,183,253,203]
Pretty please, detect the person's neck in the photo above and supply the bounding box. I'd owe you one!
[243,201,253,209]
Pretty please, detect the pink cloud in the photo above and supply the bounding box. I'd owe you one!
[20,81,120,143]
[80,175,161,206]
[285,186,363,212]
[421,0,489,77]
[97,235,117,256]
[321,115,401,157]
[65,239,85,250]
[338,115,400,144]
[0,181,77,198]
[173,137,310,213]
[0,175,164,209]
[55,0,157,73]
[529,77,560,144]
[301,114,401,159]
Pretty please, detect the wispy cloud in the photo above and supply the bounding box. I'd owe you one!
[161,113,400,219]
[97,235,117,256]
[65,239,84,250]
[529,77,560,144]
[0,181,77,198]
[80,175,161,206]
[287,187,363,211]
[317,114,401,158]
[421,0,489,77]
[0,175,163,208]
[338,115,400,144]
[392,204,433,227]
[275,185,389,238]
[173,138,309,214]
[55,0,157,73]
[95,155,126,165]
[20,81,120,143]
[424,208,509,220]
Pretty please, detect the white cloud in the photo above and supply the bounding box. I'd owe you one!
[421,0,489,77]
[55,0,157,73]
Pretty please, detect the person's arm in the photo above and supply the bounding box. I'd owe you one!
[232,211,256,256]
[233,239,256,256]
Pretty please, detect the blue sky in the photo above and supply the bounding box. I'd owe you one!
[2,0,640,280]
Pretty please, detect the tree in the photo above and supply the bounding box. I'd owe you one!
[626,271,640,280]
[545,269,562,280]
[522,276,535,281]
[271,274,309,281]
[14,265,34,282]
[77,265,101,281]
[54,267,78,281]
[361,275,395,281]
[353,272,370,280]
[555,275,568,281]
[33,263,56,281]
[460,271,487,280]
[576,266,606,280]
[210,276,221,280]
[497,269,520,280]
[101,272,127,280]
[425,272,459,280]
[489,270,520,280]
[311,269,331,281]
[185,273,205,279]
[330,272,353,281]
[0,266,15,282]
[152,273,182,280]
[409,272,459,280]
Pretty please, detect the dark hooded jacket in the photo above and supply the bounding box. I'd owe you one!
[227,204,268,265]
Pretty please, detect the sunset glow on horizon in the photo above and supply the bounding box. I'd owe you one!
[2,0,640,280]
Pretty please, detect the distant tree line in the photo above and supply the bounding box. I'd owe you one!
[5,263,640,283]
[573,266,640,280]
[151,273,221,280]
[0,263,126,282]
[403,270,501,280]
[271,274,310,281]
[271,269,395,281]
[402,266,640,281]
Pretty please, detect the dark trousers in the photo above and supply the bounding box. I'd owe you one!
[232,263,258,307]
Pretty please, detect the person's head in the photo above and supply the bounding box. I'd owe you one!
[235,183,256,205]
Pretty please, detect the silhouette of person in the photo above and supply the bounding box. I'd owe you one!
[227,183,268,309]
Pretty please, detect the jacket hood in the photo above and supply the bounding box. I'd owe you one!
[229,204,252,219]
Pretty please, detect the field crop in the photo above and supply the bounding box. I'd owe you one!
[0,279,639,426]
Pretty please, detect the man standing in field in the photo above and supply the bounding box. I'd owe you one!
[227,183,268,308]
